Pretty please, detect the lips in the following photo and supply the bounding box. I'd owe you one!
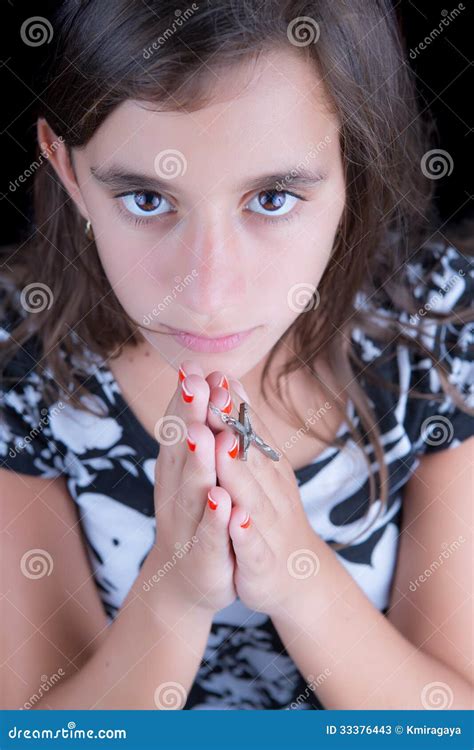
[164,324,258,353]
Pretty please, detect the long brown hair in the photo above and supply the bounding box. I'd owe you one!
[1,0,472,550]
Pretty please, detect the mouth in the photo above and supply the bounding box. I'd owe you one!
[162,323,259,353]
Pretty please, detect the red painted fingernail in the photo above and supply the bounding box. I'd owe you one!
[178,366,186,383]
[207,491,218,510]
[228,436,239,459]
[186,435,197,452]
[240,512,251,529]
[181,379,194,403]
[219,374,230,390]
[222,391,233,414]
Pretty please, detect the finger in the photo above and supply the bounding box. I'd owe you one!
[177,359,205,381]
[154,360,210,509]
[175,422,216,538]
[206,384,235,434]
[214,429,276,527]
[194,485,233,555]
[229,504,273,579]
[205,370,230,392]
[224,376,295,486]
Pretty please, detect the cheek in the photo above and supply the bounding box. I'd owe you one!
[92,225,171,324]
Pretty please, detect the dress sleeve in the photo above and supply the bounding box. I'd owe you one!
[406,242,474,455]
[0,298,65,478]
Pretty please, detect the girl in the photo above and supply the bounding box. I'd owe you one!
[1,0,472,710]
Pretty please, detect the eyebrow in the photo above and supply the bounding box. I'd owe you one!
[90,164,326,195]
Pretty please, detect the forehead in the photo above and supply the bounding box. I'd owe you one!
[85,47,339,188]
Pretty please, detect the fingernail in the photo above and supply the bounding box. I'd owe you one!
[222,391,233,414]
[207,491,218,510]
[228,435,239,459]
[181,378,194,403]
[219,374,230,390]
[186,434,197,452]
[240,512,251,529]
[178,365,187,383]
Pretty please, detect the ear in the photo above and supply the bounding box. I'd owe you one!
[37,117,89,221]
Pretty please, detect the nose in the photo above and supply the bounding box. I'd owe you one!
[178,207,246,315]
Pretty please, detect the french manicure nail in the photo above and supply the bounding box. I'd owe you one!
[228,435,239,459]
[181,379,194,403]
[207,491,218,510]
[222,391,233,414]
[186,434,197,452]
[219,374,230,390]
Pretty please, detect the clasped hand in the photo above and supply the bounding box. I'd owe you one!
[153,359,320,618]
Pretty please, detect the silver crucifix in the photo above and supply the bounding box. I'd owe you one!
[208,401,281,462]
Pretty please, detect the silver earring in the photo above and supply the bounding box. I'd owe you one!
[85,219,94,241]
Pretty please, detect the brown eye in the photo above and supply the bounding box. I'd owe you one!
[247,189,299,218]
[120,191,172,217]
[258,190,287,211]
[133,191,161,211]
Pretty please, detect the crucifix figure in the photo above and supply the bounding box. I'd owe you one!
[208,401,281,462]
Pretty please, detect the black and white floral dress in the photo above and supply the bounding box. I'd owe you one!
[1,241,473,709]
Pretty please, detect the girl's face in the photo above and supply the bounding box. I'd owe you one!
[43,48,345,378]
